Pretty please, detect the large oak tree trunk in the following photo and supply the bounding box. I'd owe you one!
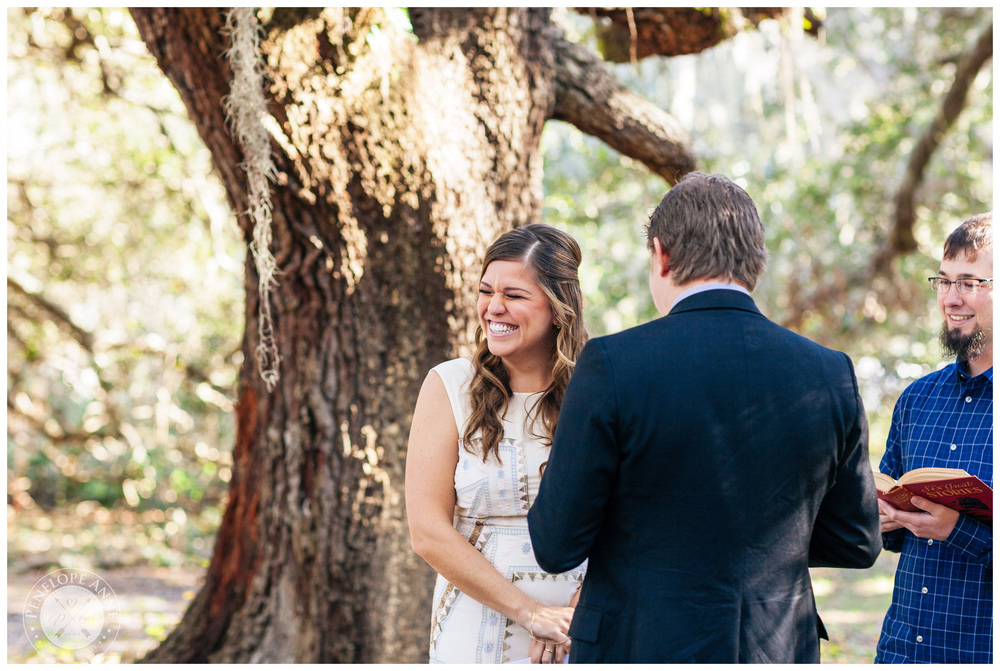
[130,7,557,662]
[130,5,698,662]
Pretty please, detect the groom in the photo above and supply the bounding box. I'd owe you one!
[528,172,881,663]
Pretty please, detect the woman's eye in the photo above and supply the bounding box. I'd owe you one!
[506,294,523,300]
[479,289,492,296]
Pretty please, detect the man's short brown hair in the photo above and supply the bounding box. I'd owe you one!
[944,212,992,262]
[646,172,768,290]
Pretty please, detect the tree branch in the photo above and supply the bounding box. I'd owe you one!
[551,35,696,185]
[105,340,238,400]
[578,8,823,62]
[890,22,992,255]
[8,276,234,409]
[8,276,95,352]
[7,394,118,445]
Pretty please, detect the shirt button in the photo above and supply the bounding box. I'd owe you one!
[950,444,958,450]
[921,587,929,594]
[966,396,973,403]
[916,635,923,643]
[928,539,934,545]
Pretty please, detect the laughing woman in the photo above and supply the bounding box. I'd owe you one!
[405,224,588,664]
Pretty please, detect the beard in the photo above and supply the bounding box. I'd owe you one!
[940,322,987,363]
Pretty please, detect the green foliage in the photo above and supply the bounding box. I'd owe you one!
[542,124,664,334]
[545,7,992,425]
[6,8,242,538]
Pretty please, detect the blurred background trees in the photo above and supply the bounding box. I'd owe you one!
[7,7,242,567]
[6,5,992,663]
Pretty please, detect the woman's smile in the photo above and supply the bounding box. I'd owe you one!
[478,260,556,365]
[488,321,519,336]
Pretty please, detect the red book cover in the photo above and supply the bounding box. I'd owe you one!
[875,471,992,525]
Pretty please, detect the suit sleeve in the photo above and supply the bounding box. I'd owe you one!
[808,353,882,568]
[528,339,620,574]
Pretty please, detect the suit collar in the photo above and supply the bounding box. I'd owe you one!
[668,282,750,313]
[668,287,762,316]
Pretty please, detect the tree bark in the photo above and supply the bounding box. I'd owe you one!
[129,6,696,662]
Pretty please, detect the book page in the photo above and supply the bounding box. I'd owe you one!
[896,467,970,486]
[872,472,896,493]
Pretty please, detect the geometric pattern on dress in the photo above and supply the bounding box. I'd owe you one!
[454,437,529,517]
[429,518,488,653]
[501,568,586,663]
[496,437,530,515]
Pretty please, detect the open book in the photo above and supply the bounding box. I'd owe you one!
[874,467,992,524]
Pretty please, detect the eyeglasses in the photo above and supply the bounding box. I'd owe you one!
[928,277,993,294]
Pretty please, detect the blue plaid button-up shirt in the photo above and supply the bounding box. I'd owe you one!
[875,362,992,663]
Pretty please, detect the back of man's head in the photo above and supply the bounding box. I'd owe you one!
[646,172,769,291]
[944,212,992,261]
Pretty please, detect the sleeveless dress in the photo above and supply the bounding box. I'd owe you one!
[427,358,587,664]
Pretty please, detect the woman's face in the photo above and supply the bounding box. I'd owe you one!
[478,260,556,366]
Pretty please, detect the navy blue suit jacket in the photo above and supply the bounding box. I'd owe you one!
[528,289,881,663]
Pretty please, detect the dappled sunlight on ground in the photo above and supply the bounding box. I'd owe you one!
[7,566,205,663]
[8,507,899,663]
[853,574,896,597]
[7,506,209,663]
[813,550,898,663]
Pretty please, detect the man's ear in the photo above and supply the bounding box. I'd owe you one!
[652,238,670,278]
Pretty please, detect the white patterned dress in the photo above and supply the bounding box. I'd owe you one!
[427,358,586,664]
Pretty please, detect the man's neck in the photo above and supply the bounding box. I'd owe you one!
[964,347,992,377]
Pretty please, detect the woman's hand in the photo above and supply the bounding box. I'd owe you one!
[527,603,573,641]
[529,635,571,664]
[525,603,573,663]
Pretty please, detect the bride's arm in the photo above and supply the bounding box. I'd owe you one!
[404,371,572,642]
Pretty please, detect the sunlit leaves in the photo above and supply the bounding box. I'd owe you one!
[7,7,243,549]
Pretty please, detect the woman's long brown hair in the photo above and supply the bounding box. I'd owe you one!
[462,224,588,462]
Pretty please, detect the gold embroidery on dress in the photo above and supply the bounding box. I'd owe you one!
[430,518,491,650]
[468,518,487,548]
[510,438,530,513]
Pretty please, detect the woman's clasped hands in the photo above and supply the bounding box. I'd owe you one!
[525,602,573,664]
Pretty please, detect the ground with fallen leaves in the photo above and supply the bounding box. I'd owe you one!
[7,505,897,663]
